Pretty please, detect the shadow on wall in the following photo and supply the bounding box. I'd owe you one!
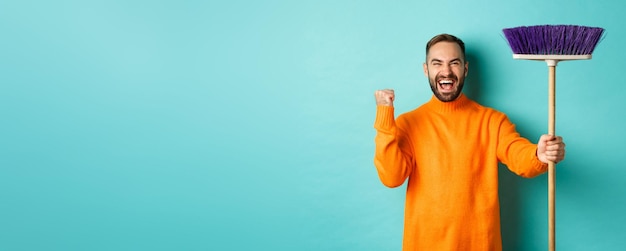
[465,50,524,250]
[464,52,482,102]
[498,165,524,249]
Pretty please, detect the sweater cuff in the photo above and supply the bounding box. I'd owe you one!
[374,105,395,132]
[531,147,549,173]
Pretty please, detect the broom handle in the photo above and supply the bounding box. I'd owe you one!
[548,65,556,251]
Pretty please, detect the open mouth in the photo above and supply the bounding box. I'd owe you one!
[438,79,456,92]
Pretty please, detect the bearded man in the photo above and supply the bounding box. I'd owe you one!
[373,34,566,251]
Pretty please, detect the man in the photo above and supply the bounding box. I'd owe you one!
[373,34,566,250]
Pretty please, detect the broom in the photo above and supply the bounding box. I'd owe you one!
[502,25,604,251]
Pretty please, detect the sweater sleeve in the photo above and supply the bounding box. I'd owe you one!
[373,106,414,187]
[496,114,548,178]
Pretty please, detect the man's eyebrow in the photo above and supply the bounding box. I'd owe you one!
[430,58,463,63]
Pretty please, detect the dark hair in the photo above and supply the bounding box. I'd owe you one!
[426,34,466,61]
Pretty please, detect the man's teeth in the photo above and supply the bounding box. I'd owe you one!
[439,80,453,84]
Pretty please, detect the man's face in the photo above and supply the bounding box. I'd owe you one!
[423,41,468,102]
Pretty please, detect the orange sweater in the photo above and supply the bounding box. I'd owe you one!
[374,94,547,251]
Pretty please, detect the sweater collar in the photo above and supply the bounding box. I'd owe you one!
[426,93,472,114]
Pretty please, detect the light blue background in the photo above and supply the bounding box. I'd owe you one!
[1,0,624,250]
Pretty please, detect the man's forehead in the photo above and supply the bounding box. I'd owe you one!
[427,42,463,61]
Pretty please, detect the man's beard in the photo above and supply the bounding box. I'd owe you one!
[428,72,465,102]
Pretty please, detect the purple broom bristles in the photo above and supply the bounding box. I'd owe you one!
[503,25,605,55]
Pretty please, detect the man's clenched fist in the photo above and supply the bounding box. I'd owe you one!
[375,89,395,107]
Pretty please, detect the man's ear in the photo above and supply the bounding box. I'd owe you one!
[423,63,428,77]
[464,61,469,77]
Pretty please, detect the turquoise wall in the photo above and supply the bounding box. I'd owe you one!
[1,0,624,250]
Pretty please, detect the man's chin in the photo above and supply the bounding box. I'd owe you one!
[435,91,460,102]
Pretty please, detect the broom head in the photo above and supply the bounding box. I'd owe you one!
[503,25,604,56]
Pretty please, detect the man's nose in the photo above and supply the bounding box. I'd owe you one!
[441,64,451,74]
